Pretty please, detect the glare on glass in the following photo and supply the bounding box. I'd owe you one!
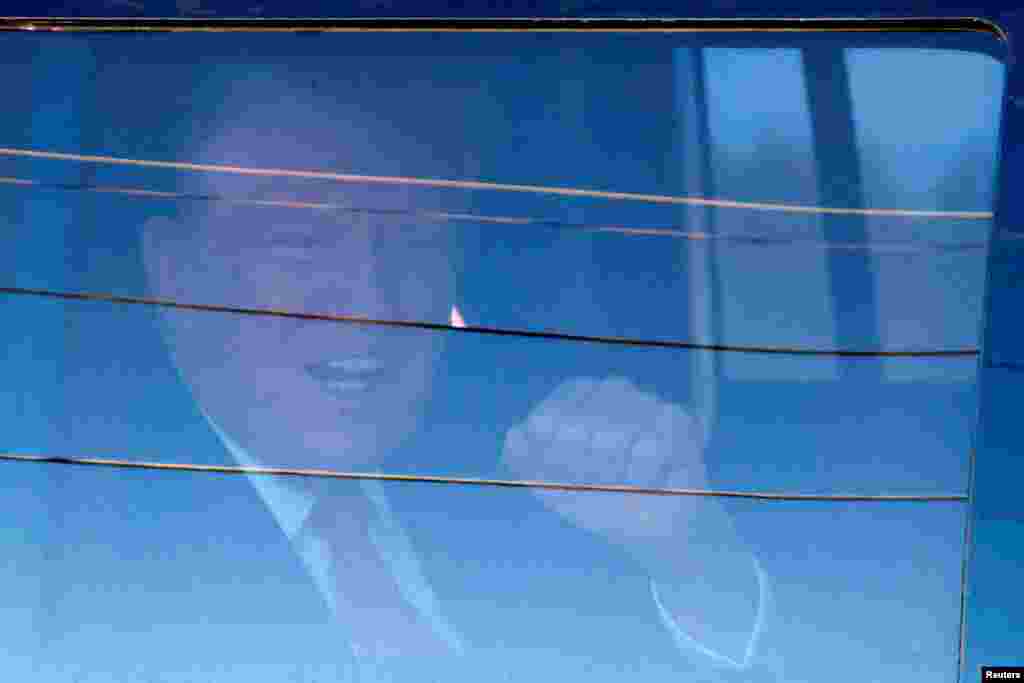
[0,26,1005,683]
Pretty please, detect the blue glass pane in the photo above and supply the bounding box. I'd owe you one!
[0,25,1008,683]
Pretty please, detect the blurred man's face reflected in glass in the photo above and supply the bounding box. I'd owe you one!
[138,66,720,559]
[141,82,458,472]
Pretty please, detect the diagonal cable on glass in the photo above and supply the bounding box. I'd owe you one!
[0,173,995,252]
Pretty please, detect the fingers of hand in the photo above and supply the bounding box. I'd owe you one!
[503,376,710,542]
[653,402,708,490]
[510,376,694,487]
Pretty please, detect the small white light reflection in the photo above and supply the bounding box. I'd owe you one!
[449,305,466,329]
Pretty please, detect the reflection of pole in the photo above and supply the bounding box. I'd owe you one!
[689,46,721,450]
[802,47,880,381]
[663,53,764,653]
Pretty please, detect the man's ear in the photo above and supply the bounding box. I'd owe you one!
[139,216,209,378]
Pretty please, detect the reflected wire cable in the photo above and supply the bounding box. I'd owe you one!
[0,146,995,220]
[0,286,981,357]
[0,452,969,502]
[0,176,992,254]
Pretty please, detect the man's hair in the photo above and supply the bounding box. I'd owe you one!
[145,56,482,296]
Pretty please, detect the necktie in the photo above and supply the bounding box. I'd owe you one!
[304,490,453,666]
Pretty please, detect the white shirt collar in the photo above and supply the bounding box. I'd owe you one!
[651,555,770,671]
[205,414,315,540]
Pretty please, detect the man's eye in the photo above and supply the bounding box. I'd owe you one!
[265,233,319,249]
[265,246,316,262]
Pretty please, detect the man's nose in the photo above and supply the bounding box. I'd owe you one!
[306,221,400,321]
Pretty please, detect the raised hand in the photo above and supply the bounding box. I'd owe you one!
[502,376,710,544]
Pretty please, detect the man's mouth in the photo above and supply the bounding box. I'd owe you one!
[304,357,388,398]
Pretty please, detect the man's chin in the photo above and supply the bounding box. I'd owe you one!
[285,429,392,472]
[216,426,390,473]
